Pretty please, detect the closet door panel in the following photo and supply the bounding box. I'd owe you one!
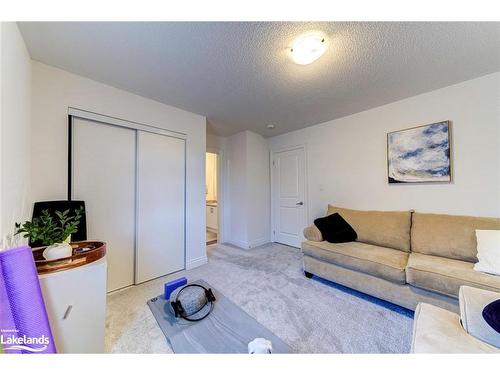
[72,118,136,292]
[136,131,185,283]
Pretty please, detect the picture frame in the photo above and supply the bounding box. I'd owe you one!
[387,121,452,184]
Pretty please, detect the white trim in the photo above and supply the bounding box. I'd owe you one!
[226,239,251,250]
[227,238,270,250]
[186,255,208,270]
[270,144,309,246]
[133,130,138,285]
[270,150,274,242]
[248,237,270,248]
[68,107,187,140]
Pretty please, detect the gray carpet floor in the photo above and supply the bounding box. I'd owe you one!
[105,243,413,353]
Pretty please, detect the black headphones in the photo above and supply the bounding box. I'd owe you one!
[170,283,216,322]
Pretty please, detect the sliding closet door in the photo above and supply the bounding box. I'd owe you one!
[72,118,136,292]
[136,131,185,283]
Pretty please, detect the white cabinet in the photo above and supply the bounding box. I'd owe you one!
[206,205,218,231]
[38,257,107,353]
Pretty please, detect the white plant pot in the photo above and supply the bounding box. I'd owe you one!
[43,242,73,261]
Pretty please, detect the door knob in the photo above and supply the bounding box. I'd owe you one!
[296,202,304,206]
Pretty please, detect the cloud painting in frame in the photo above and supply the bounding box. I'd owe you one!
[387,121,451,183]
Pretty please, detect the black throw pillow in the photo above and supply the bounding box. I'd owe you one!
[314,213,357,243]
[482,299,500,334]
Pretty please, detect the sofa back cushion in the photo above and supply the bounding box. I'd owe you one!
[327,205,412,251]
[411,212,500,262]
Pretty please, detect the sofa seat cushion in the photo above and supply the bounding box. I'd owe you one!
[302,240,409,284]
[406,253,500,298]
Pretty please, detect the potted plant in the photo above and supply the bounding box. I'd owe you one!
[15,207,84,261]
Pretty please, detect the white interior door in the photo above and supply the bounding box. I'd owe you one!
[136,131,185,283]
[72,118,136,292]
[272,147,306,248]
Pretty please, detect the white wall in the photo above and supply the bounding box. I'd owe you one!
[226,131,248,247]
[206,132,226,151]
[246,131,271,246]
[31,61,207,268]
[225,130,270,248]
[269,72,500,221]
[0,23,31,248]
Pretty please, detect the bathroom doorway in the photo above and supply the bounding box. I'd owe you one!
[206,152,219,245]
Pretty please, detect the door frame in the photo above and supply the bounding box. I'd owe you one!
[206,147,225,244]
[270,144,309,246]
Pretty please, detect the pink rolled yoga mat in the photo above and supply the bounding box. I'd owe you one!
[0,245,56,353]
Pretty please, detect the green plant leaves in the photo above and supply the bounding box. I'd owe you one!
[15,206,85,246]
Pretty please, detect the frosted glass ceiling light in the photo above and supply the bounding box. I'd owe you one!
[290,33,327,65]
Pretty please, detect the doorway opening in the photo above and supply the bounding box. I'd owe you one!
[206,152,218,245]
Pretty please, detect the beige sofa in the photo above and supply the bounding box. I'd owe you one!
[302,205,500,312]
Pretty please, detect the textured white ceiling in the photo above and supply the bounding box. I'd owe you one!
[18,22,500,137]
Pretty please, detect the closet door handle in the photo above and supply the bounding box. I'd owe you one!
[63,305,73,320]
[296,202,304,206]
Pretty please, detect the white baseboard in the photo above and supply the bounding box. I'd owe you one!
[227,237,270,250]
[248,237,270,248]
[186,255,208,270]
[226,239,250,249]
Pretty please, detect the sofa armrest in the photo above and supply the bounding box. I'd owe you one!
[303,224,323,242]
[459,285,500,348]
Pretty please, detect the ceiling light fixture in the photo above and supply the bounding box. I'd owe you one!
[266,124,275,129]
[289,32,327,65]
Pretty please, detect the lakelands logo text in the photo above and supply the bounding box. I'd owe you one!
[1,333,49,352]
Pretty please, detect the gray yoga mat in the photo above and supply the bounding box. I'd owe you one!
[147,280,291,353]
